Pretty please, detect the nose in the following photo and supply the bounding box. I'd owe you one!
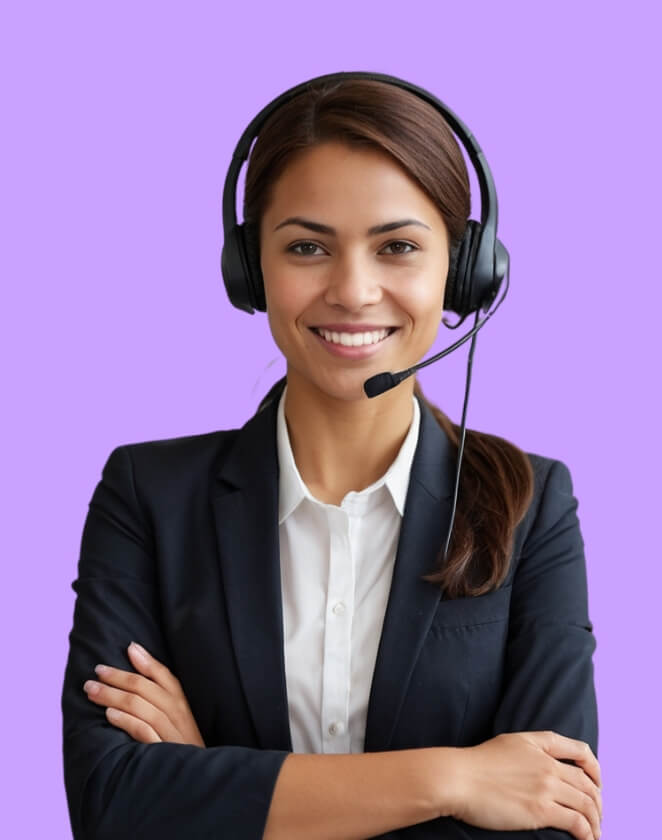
[323,253,383,312]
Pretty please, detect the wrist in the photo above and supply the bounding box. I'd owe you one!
[433,746,466,819]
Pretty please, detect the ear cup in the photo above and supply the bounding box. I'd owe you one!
[445,218,507,317]
[221,224,254,313]
[443,240,462,314]
[220,223,266,313]
[445,221,482,316]
[242,222,266,312]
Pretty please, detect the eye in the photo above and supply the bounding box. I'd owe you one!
[287,241,326,257]
[381,240,418,256]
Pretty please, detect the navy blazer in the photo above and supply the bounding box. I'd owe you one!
[61,392,599,839]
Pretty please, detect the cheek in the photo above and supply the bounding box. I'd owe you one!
[402,284,446,328]
[264,281,309,345]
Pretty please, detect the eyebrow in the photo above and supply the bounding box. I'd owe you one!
[272,216,432,236]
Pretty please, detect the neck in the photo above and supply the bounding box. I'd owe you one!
[282,370,416,505]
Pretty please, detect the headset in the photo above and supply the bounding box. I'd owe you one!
[219,70,512,562]
[221,70,508,320]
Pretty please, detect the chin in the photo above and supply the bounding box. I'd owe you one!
[293,367,375,403]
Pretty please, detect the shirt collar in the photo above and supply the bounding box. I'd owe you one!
[277,384,420,523]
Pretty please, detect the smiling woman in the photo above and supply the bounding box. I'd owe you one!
[62,72,601,840]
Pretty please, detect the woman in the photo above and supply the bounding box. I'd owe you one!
[62,74,602,840]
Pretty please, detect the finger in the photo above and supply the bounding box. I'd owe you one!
[92,659,194,740]
[105,707,162,744]
[84,680,180,742]
[545,801,596,840]
[543,732,602,790]
[93,663,168,713]
[94,664,160,706]
[553,776,601,840]
[127,642,183,694]
[561,763,603,822]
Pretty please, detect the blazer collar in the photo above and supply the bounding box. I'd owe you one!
[211,387,456,752]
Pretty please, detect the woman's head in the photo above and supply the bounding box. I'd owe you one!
[242,78,472,402]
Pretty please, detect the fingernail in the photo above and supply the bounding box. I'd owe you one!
[129,642,148,660]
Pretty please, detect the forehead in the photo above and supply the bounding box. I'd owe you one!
[264,141,442,228]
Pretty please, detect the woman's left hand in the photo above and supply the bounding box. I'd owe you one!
[83,642,206,747]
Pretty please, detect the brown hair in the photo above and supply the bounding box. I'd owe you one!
[245,78,534,598]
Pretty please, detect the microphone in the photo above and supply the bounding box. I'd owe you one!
[363,266,510,398]
[363,371,408,398]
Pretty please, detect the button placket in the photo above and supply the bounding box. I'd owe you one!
[321,507,353,752]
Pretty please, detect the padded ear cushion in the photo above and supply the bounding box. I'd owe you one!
[220,223,266,313]
[221,224,254,313]
[444,240,461,313]
[448,220,482,316]
[241,222,266,312]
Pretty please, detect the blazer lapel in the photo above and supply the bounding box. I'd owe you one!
[211,395,293,751]
[364,397,456,752]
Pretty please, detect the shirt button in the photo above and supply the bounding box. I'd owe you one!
[328,721,345,736]
[332,601,346,616]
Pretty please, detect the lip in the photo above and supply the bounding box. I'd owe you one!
[308,326,398,359]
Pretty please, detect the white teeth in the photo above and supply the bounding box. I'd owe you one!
[317,328,390,346]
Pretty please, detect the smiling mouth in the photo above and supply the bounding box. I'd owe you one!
[310,327,398,347]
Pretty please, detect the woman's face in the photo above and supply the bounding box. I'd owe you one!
[259,140,451,402]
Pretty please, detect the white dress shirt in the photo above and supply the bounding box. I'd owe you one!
[276,386,421,754]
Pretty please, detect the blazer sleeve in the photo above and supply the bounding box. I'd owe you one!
[490,457,599,754]
[61,445,290,840]
[371,458,599,840]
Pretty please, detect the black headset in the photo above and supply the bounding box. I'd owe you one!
[220,70,509,321]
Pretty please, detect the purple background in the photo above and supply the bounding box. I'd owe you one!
[3,1,659,836]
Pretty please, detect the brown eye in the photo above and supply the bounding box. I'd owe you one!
[381,240,417,255]
[288,241,325,256]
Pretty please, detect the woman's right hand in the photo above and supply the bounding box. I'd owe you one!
[446,731,603,840]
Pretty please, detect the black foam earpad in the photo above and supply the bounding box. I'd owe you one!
[443,240,461,314]
[242,222,266,312]
[221,224,253,313]
[445,221,482,316]
[221,223,265,313]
